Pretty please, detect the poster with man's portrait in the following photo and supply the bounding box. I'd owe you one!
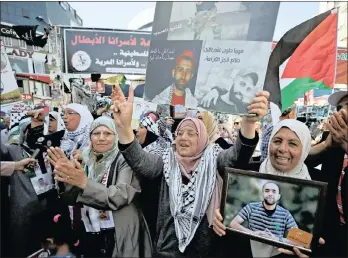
[145,1,280,115]
[221,169,327,255]
[144,40,202,107]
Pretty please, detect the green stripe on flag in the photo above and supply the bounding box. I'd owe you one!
[281,77,331,112]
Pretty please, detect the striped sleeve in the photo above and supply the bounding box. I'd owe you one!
[238,204,251,221]
[285,212,298,230]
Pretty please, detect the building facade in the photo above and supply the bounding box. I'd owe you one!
[1,1,82,105]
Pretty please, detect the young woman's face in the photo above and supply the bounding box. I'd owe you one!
[269,127,302,172]
[91,125,116,153]
[48,118,57,133]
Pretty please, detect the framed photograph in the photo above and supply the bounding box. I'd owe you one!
[220,168,328,255]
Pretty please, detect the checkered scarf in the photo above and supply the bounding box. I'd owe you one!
[8,103,33,144]
[163,144,221,253]
[140,115,173,143]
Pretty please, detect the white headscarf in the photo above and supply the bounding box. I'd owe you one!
[66,103,94,134]
[252,119,312,258]
[259,119,311,180]
[49,111,65,132]
[60,104,94,158]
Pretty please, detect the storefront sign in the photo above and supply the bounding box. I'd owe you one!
[21,94,33,101]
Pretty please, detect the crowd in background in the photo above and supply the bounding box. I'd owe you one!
[0,87,347,258]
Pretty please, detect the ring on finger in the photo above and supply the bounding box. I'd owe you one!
[66,176,70,180]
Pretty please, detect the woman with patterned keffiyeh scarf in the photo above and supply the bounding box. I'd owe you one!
[111,85,269,257]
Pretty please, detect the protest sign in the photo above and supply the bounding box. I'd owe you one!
[144,2,280,114]
[63,28,151,74]
[1,40,22,106]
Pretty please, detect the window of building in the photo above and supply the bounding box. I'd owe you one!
[34,82,45,96]
[1,36,12,47]
[44,84,50,97]
[16,79,24,93]
[33,60,45,74]
[9,57,30,74]
[23,79,30,94]
[19,39,27,49]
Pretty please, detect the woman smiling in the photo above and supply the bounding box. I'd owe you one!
[111,85,269,257]
[48,116,152,257]
[213,119,314,257]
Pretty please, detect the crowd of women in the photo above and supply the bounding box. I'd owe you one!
[0,86,346,258]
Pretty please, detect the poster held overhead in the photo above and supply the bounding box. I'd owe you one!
[144,1,280,115]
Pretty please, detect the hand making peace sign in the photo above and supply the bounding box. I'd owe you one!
[111,84,135,144]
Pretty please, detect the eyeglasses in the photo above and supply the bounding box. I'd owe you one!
[63,110,79,117]
[176,130,198,138]
[91,131,115,139]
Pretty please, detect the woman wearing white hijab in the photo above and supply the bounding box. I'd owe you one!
[60,104,94,158]
[213,119,313,258]
[48,111,65,133]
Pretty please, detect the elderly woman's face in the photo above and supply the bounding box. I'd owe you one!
[91,125,115,153]
[136,124,147,144]
[63,108,81,131]
[269,127,302,172]
[176,125,198,157]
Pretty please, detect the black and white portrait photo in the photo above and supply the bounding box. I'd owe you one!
[198,68,260,114]
[152,2,280,42]
[188,40,271,114]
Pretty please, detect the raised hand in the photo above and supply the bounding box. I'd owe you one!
[241,91,269,139]
[111,84,135,144]
[245,91,270,123]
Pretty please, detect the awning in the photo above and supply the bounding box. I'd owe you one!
[16,73,52,84]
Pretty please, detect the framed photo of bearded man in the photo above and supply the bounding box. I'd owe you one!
[220,168,328,255]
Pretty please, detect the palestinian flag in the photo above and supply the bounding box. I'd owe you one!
[265,9,338,112]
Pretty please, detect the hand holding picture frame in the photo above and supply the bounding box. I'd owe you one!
[220,168,327,255]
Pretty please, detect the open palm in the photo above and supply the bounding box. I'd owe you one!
[111,84,134,130]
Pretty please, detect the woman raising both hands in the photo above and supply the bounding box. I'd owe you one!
[111,84,269,257]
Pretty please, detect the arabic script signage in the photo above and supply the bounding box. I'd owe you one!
[63,28,151,74]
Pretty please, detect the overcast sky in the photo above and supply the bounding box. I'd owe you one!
[69,1,320,41]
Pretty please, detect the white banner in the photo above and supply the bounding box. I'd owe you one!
[1,40,22,107]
